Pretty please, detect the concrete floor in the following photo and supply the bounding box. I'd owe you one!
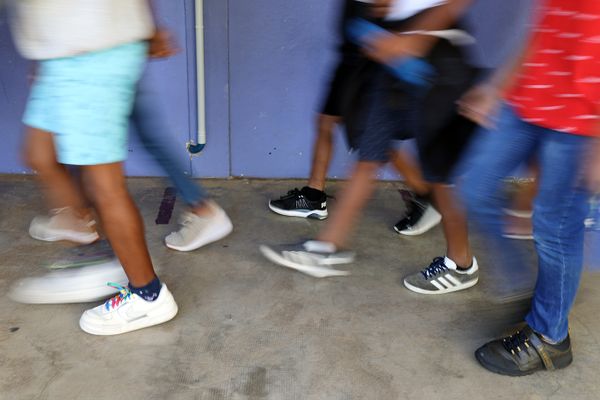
[1,175,600,400]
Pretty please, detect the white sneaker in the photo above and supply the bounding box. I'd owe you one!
[29,207,99,244]
[8,259,127,304]
[165,202,233,252]
[79,283,178,335]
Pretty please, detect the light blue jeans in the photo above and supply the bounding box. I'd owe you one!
[131,83,207,207]
[25,42,147,165]
[461,104,591,342]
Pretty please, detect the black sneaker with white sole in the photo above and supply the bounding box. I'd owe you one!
[403,256,479,294]
[268,187,328,220]
[259,240,354,278]
[475,325,573,376]
[394,191,441,236]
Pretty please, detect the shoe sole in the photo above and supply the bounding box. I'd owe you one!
[403,277,478,294]
[395,207,442,236]
[268,202,328,220]
[9,260,127,304]
[9,284,125,304]
[259,245,350,278]
[79,301,179,336]
[475,350,540,377]
[474,349,573,377]
[29,227,99,245]
[165,217,233,252]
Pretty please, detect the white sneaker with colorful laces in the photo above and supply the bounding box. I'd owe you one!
[79,282,178,335]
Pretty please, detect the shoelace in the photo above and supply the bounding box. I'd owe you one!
[280,188,303,200]
[421,257,449,279]
[104,282,133,311]
[49,207,97,228]
[180,214,196,226]
[502,330,532,356]
[279,188,335,202]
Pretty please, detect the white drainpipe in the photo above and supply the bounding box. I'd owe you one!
[188,0,206,154]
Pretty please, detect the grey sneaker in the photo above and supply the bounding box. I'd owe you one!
[29,207,99,244]
[259,240,354,278]
[165,202,233,252]
[46,240,115,270]
[404,256,479,294]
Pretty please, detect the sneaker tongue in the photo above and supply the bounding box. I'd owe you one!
[444,256,458,270]
[304,240,336,253]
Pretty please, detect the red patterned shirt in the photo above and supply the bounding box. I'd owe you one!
[507,0,600,136]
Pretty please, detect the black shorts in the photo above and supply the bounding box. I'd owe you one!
[414,40,482,183]
[340,37,481,178]
[321,0,373,116]
[321,53,364,117]
[343,64,417,162]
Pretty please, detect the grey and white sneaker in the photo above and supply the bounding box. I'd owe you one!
[403,256,479,294]
[259,240,354,278]
[165,202,233,252]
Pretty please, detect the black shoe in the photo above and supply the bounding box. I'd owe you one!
[268,187,328,220]
[393,190,441,236]
[475,324,573,376]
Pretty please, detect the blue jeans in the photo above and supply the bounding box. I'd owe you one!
[130,83,207,207]
[461,105,591,342]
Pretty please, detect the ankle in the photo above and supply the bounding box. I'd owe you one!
[314,237,342,250]
[306,181,325,192]
[192,200,216,217]
[302,186,326,201]
[448,255,472,270]
[129,276,162,302]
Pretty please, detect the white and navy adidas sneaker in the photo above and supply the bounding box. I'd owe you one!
[268,187,329,220]
[403,256,479,294]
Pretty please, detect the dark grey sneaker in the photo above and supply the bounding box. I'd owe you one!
[475,325,573,376]
[259,240,354,278]
[403,256,479,294]
[46,240,115,270]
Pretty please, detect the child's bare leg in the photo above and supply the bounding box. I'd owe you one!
[306,114,340,191]
[317,161,380,247]
[511,179,538,212]
[432,183,472,267]
[24,128,89,215]
[505,165,538,238]
[82,162,155,287]
[390,149,430,195]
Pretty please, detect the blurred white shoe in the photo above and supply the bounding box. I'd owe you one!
[29,207,99,244]
[8,259,127,304]
[165,201,233,252]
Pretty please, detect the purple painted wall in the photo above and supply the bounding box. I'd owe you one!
[0,0,231,178]
[0,12,30,174]
[228,0,357,179]
[0,0,530,179]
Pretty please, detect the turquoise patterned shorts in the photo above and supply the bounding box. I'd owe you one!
[23,42,147,166]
